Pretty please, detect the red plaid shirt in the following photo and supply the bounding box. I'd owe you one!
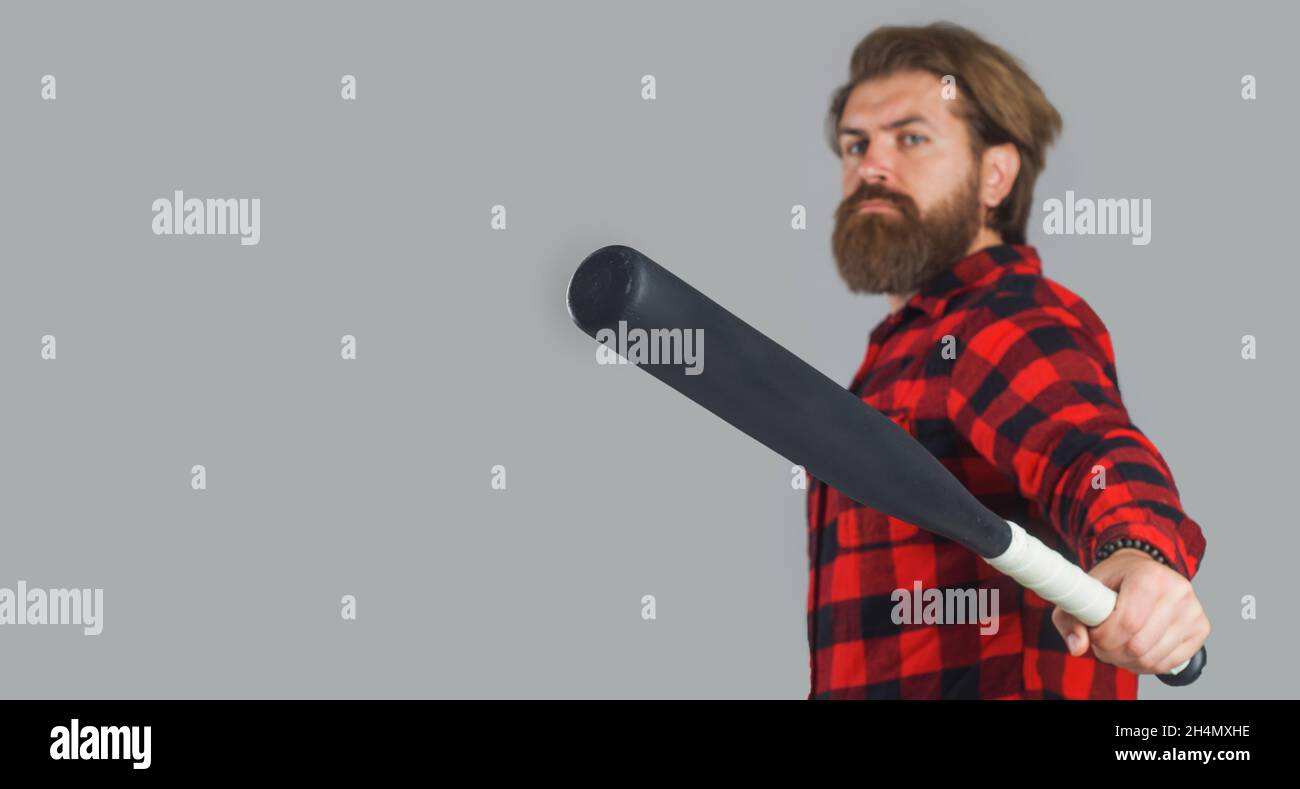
[806,243,1206,699]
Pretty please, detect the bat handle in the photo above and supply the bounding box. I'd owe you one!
[984,521,1206,687]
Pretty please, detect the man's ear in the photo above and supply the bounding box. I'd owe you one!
[978,143,1021,215]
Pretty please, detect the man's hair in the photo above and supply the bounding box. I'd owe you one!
[825,22,1062,245]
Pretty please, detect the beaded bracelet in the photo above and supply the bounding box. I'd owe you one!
[1094,537,1169,567]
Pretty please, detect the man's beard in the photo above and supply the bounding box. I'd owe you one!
[831,167,984,296]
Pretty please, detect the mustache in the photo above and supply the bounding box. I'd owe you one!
[841,185,917,218]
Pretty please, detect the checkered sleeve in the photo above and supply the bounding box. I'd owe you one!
[945,298,1207,579]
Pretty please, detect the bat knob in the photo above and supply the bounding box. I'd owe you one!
[566,245,641,335]
[1156,645,1207,686]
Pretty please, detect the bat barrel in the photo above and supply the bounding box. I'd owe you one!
[567,244,1012,558]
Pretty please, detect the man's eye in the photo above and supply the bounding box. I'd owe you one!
[846,140,865,156]
[902,133,928,147]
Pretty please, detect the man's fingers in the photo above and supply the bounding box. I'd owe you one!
[1126,587,1187,665]
[1148,609,1211,675]
[1135,609,1193,673]
[1052,606,1090,656]
[1092,574,1163,652]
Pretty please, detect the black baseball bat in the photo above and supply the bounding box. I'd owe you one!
[566,244,1206,687]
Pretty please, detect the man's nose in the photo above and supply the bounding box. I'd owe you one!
[856,143,895,188]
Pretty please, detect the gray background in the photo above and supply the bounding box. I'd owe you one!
[0,0,1293,699]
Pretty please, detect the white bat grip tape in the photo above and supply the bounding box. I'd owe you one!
[985,521,1191,675]
[985,520,1116,626]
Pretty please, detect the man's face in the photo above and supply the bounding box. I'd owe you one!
[831,69,986,296]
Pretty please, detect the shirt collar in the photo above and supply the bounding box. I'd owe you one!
[856,243,1043,395]
[889,242,1042,324]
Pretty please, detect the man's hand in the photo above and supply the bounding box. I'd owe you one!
[1051,548,1210,675]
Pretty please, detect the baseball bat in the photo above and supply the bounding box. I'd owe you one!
[566,244,1206,687]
